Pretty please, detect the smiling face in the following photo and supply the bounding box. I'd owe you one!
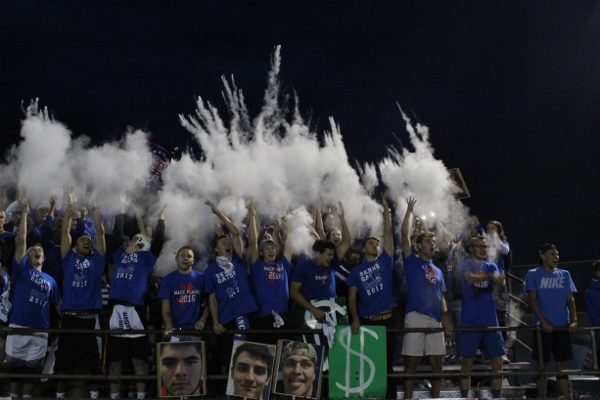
[469,237,488,262]
[260,242,277,263]
[282,352,316,397]
[160,343,203,396]
[232,351,270,399]
[540,248,560,270]
[328,229,342,246]
[314,248,335,267]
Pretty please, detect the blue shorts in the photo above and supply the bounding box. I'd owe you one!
[459,330,505,359]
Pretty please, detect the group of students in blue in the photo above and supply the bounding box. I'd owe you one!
[0,187,585,400]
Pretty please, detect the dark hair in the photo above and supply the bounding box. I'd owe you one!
[176,246,196,258]
[312,239,336,254]
[593,260,600,274]
[361,236,380,249]
[161,341,203,357]
[415,231,436,245]
[232,343,274,376]
[538,243,557,264]
[210,234,229,253]
[486,220,507,242]
[539,243,557,255]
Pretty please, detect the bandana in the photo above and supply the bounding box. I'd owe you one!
[215,256,234,274]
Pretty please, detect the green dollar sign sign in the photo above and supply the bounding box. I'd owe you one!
[334,326,379,397]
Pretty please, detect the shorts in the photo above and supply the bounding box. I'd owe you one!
[5,328,48,372]
[402,311,445,356]
[55,314,101,373]
[459,330,505,359]
[107,335,149,362]
[532,329,573,362]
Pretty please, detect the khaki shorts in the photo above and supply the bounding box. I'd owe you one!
[402,311,445,356]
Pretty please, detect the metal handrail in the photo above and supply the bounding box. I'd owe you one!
[2,325,598,389]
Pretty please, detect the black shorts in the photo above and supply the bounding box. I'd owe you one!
[532,329,573,362]
[107,335,149,362]
[55,314,101,374]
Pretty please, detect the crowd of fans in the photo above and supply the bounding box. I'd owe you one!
[0,188,587,399]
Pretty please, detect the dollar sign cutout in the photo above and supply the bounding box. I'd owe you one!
[335,326,378,397]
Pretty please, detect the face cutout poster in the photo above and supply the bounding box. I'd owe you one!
[227,340,277,399]
[157,340,207,398]
[272,339,325,399]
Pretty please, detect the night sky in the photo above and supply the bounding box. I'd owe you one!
[2,1,599,266]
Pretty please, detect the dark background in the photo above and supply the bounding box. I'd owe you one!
[2,1,599,266]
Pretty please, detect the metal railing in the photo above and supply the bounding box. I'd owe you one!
[1,324,599,383]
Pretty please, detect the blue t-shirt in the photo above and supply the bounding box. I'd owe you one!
[109,246,157,306]
[459,259,499,326]
[10,257,61,328]
[347,251,396,317]
[0,231,16,242]
[251,257,292,317]
[585,279,600,347]
[203,254,257,324]
[525,266,577,326]
[158,269,205,329]
[62,249,106,312]
[403,252,446,322]
[291,258,336,301]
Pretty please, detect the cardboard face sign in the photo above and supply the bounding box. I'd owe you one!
[272,339,325,399]
[156,341,207,398]
[227,340,277,399]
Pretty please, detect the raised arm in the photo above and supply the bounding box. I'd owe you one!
[93,207,106,256]
[150,204,166,257]
[336,202,353,259]
[247,202,259,264]
[282,218,294,262]
[272,219,284,258]
[134,208,147,236]
[61,206,75,258]
[401,196,417,258]
[382,196,394,256]
[205,200,243,258]
[314,206,325,240]
[48,194,57,219]
[14,195,29,262]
